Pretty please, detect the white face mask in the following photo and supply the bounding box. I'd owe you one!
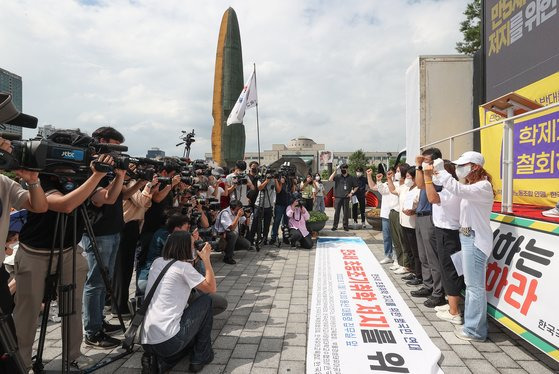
[404,178,414,188]
[456,164,472,180]
[315,176,320,181]
[422,162,430,170]
[432,175,442,186]
[8,242,17,250]
[356,172,363,177]
[394,171,401,181]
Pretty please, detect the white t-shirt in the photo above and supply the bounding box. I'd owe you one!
[432,188,461,230]
[397,185,420,229]
[141,258,204,345]
[376,182,399,219]
[226,173,250,205]
[214,207,246,233]
[255,180,276,208]
[0,175,28,263]
[208,185,225,201]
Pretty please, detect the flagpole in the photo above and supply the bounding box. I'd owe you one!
[253,63,262,165]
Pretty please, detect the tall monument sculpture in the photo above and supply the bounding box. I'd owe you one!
[212,7,245,167]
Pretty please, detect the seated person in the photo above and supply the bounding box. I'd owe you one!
[214,200,253,265]
[286,193,313,249]
[141,231,216,373]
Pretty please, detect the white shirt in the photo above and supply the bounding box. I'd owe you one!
[226,172,250,205]
[396,185,420,228]
[214,207,246,233]
[208,185,225,200]
[141,258,204,345]
[432,188,461,230]
[438,170,494,257]
[0,175,28,263]
[375,182,399,219]
[255,180,276,208]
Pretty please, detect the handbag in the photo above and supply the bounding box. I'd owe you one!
[123,259,177,350]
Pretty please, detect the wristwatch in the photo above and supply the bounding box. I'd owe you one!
[416,165,423,171]
[27,180,41,189]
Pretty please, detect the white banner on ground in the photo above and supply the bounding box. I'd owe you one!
[307,237,443,374]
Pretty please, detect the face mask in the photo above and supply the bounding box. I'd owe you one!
[356,172,363,177]
[432,175,442,186]
[422,162,430,170]
[394,172,401,181]
[8,242,17,250]
[315,176,320,181]
[456,164,472,180]
[341,169,347,175]
[404,178,414,188]
[251,167,258,173]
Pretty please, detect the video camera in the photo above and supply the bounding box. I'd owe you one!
[257,166,276,182]
[292,192,304,207]
[232,173,249,185]
[278,162,297,179]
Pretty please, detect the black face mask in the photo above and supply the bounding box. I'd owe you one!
[251,168,258,173]
[341,169,348,175]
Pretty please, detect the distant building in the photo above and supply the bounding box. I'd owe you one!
[37,124,57,138]
[0,68,23,137]
[146,147,165,159]
[205,136,396,172]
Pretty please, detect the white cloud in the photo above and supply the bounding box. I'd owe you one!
[0,0,467,159]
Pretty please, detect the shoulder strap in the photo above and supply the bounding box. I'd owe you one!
[138,259,177,316]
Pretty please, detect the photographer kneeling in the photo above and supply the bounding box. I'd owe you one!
[214,200,252,264]
[141,231,215,373]
[286,193,313,249]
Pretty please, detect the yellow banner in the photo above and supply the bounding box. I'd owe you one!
[480,72,559,207]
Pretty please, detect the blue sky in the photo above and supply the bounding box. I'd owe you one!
[0,0,468,159]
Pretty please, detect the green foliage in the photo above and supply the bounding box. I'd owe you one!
[348,149,368,174]
[456,0,481,55]
[308,210,329,222]
[320,169,330,180]
[1,170,16,179]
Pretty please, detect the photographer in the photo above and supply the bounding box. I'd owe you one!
[214,200,252,264]
[329,163,358,231]
[141,231,215,373]
[13,131,113,369]
[82,126,128,349]
[246,161,260,208]
[248,172,276,246]
[286,193,313,249]
[270,173,296,245]
[225,160,255,206]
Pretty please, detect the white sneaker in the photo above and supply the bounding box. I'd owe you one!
[434,304,450,312]
[379,257,394,264]
[542,207,559,218]
[389,263,400,271]
[394,267,409,275]
[436,310,463,325]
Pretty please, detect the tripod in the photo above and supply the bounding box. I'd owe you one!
[32,204,129,373]
[0,305,27,374]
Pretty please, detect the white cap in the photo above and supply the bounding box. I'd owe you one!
[452,151,485,166]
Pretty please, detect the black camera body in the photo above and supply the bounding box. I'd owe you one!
[233,173,249,185]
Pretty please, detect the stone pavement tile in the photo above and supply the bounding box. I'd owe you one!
[263,327,285,338]
[285,322,306,333]
[499,344,534,361]
[533,353,559,371]
[225,358,253,374]
[267,317,287,328]
[498,369,529,374]
[287,313,307,323]
[439,331,471,345]
[121,351,143,368]
[431,321,458,332]
[281,345,306,361]
[253,351,281,368]
[278,360,305,373]
[231,344,259,359]
[422,325,441,338]
[438,350,465,367]
[231,307,253,316]
[227,315,250,326]
[440,367,472,374]
[464,358,499,374]
[220,325,244,337]
[283,332,306,346]
[288,304,307,314]
[250,368,277,374]
[452,344,484,359]
[489,332,516,345]
[259,337,284,352]
[213,336,238,350]
[212,349,233,365]
[274,294,291,301]
[272,299,290,308]
[471,340,503,353]
[483,352,519,368]
[237,331,263,345]
[197,364,226,374]
[269,308,289,318]
[248,312,269,322]
[430,336,451,351]
[290,297,307,305]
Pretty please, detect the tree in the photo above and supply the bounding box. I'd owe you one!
[348,149,368,174]
[456,0,481,55]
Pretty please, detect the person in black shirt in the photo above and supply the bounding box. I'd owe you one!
[246,161,259,208]
[329,163,358,231]
[352,167,368,228]
[14,146,112,370]
[270,175,296,245]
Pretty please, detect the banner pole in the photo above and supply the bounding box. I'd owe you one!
[254,63,262,164]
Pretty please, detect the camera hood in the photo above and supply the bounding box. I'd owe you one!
[0,93,38,129]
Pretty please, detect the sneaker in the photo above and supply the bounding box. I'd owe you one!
[389,264,401,271]
[424,296,446,308]
[436,310,463,325]
[542,207,559,218]
[85,331,120,349]
[248,245,256,251]
[434,304,450,312]
[71,354,96,370]
[406,278,423,286]
[454,327,485,342]
[331,227,337,231]
[361,223,368,229]
[103,320,123,336]
[394,267,409,275]
[263,239,268,245]
[223,257,237,265]
[410,287,432,298]
[49,302,61,323]
[379,257,393,264]
[269,238,276,245]
[343,227,350,231]
[401,273,416,281]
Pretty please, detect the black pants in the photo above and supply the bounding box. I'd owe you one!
[401,226,420,277]
[289,229,313,249]
[333,197,350,229]
[224,231,251,259]
[435,227,465,296]
[112,220,140,314]
[248,206,273,243]
[352,193,366,223]
[303,198,313,212]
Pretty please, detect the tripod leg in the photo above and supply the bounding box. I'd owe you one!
[0,308,27,374]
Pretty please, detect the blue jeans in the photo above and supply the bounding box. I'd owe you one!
[381,218,393,258]
[460,232,488,340]
[82,233,120,336]
[144,294,213,370]
[271,204,288,240]
[314,196,325,212]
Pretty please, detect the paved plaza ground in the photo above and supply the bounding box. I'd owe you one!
[36,208,559,373]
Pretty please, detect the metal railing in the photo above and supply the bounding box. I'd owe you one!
[421,101,559,214]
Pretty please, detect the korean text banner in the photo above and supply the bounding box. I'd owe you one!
[480,72,559,207]
[487,218,559,360]
[307,237,443,374]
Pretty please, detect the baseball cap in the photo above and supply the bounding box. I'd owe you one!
[452,151,485,166]
[0,93,38,129]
